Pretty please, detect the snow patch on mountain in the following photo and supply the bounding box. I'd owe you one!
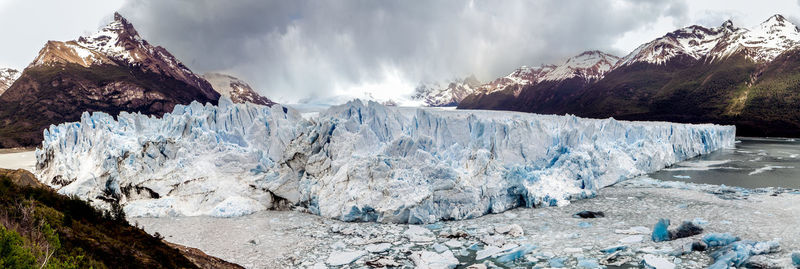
[202,73,275,106]
[412,75,481,106]
[0,68,20,96]
[35,99,735,223]
[477,65,555,96]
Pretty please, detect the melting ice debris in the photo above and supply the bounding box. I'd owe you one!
[409,250,459,269]
[548,257,567,268]
[494,224,523,237]
[326,250,367,266]
[615,226,650,235]
[35,98,735,222]
[708,240,781,269]
[702,233,740,247]
[404,225,435,242]
[365,243,392,253]
[619,235,644,244]
[495,244,537,263]
[641,254,676,269]
[577,258,601,268]
[601,245,628,254]
[652,219,671,242]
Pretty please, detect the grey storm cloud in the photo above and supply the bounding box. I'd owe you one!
[119,0,690,103]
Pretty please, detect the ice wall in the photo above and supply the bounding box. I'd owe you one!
[35,99,735,223]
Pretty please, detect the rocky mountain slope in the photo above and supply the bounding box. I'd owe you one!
[0,68,20,96]
[459,15,800,137]
[202,73,275,106]
[0,13,219,148]
[412,75,481,106]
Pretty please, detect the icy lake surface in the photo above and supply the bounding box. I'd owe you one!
[133,178,800,268]
[0,149,35,170]
[651,137,800,189]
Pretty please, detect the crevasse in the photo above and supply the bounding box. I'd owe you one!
[35,98,735,223]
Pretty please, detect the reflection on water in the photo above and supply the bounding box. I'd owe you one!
[650,137,800,189]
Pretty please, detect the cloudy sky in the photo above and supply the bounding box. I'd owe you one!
[0,0,798,103]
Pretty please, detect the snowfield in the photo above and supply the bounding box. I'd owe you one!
[35,98,735,223]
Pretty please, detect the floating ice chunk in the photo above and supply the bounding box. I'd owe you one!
[602,245,628,254]
[210,196,266,217]
[577,258,600,268]
[495,224,524,237]
[619,235,644,244]
[792,252,800,267]
[410,250,459,269]
[432,243,449,253]
[615,226,650,235]
[365,243,392,253]
[652,219,671,242]
[578,222,592,228]
[496,244,537,263]
[405,225,435,242]
[641,254,675,269]
[444,240,462,248]
[476,246,503,260]
[549,257,566,268]
[326,250,366,266]
[709,240,781,269]
[749,165,794,176]
[691,218,709,227]
[702,233,740,247]
[672,175,691,179]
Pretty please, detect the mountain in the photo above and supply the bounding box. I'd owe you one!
[202,73,275,106]
[412,75,481,106]
[0,68,20,96]
[459,15,800,137]
[459,50,620,112]
[0,13,220,148]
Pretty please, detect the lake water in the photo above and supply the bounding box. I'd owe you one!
[649,137,800,189]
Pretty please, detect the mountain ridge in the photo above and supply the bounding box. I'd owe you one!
[458,14,800,137]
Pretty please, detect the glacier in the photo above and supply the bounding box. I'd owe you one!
[35,98,735,223]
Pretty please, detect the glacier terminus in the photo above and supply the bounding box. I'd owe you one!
[35,98,735,223]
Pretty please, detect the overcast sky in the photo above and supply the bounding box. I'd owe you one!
[1,0,799,103]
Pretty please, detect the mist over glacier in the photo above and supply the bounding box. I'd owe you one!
[35,98,734,223]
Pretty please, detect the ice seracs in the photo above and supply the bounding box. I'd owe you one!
[36,99,735,223]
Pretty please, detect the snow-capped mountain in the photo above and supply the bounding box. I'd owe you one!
[412,75,481,106]
[30,12,217,99]
[477,65,555,96]
[0,12,219,148]
[0,68,20,96]
[541,50,620,81]
[619,15,800,66]
[202,73,275,106]
[460,14,800,138]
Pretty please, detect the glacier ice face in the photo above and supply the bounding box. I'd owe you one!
[35,98,735,223]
